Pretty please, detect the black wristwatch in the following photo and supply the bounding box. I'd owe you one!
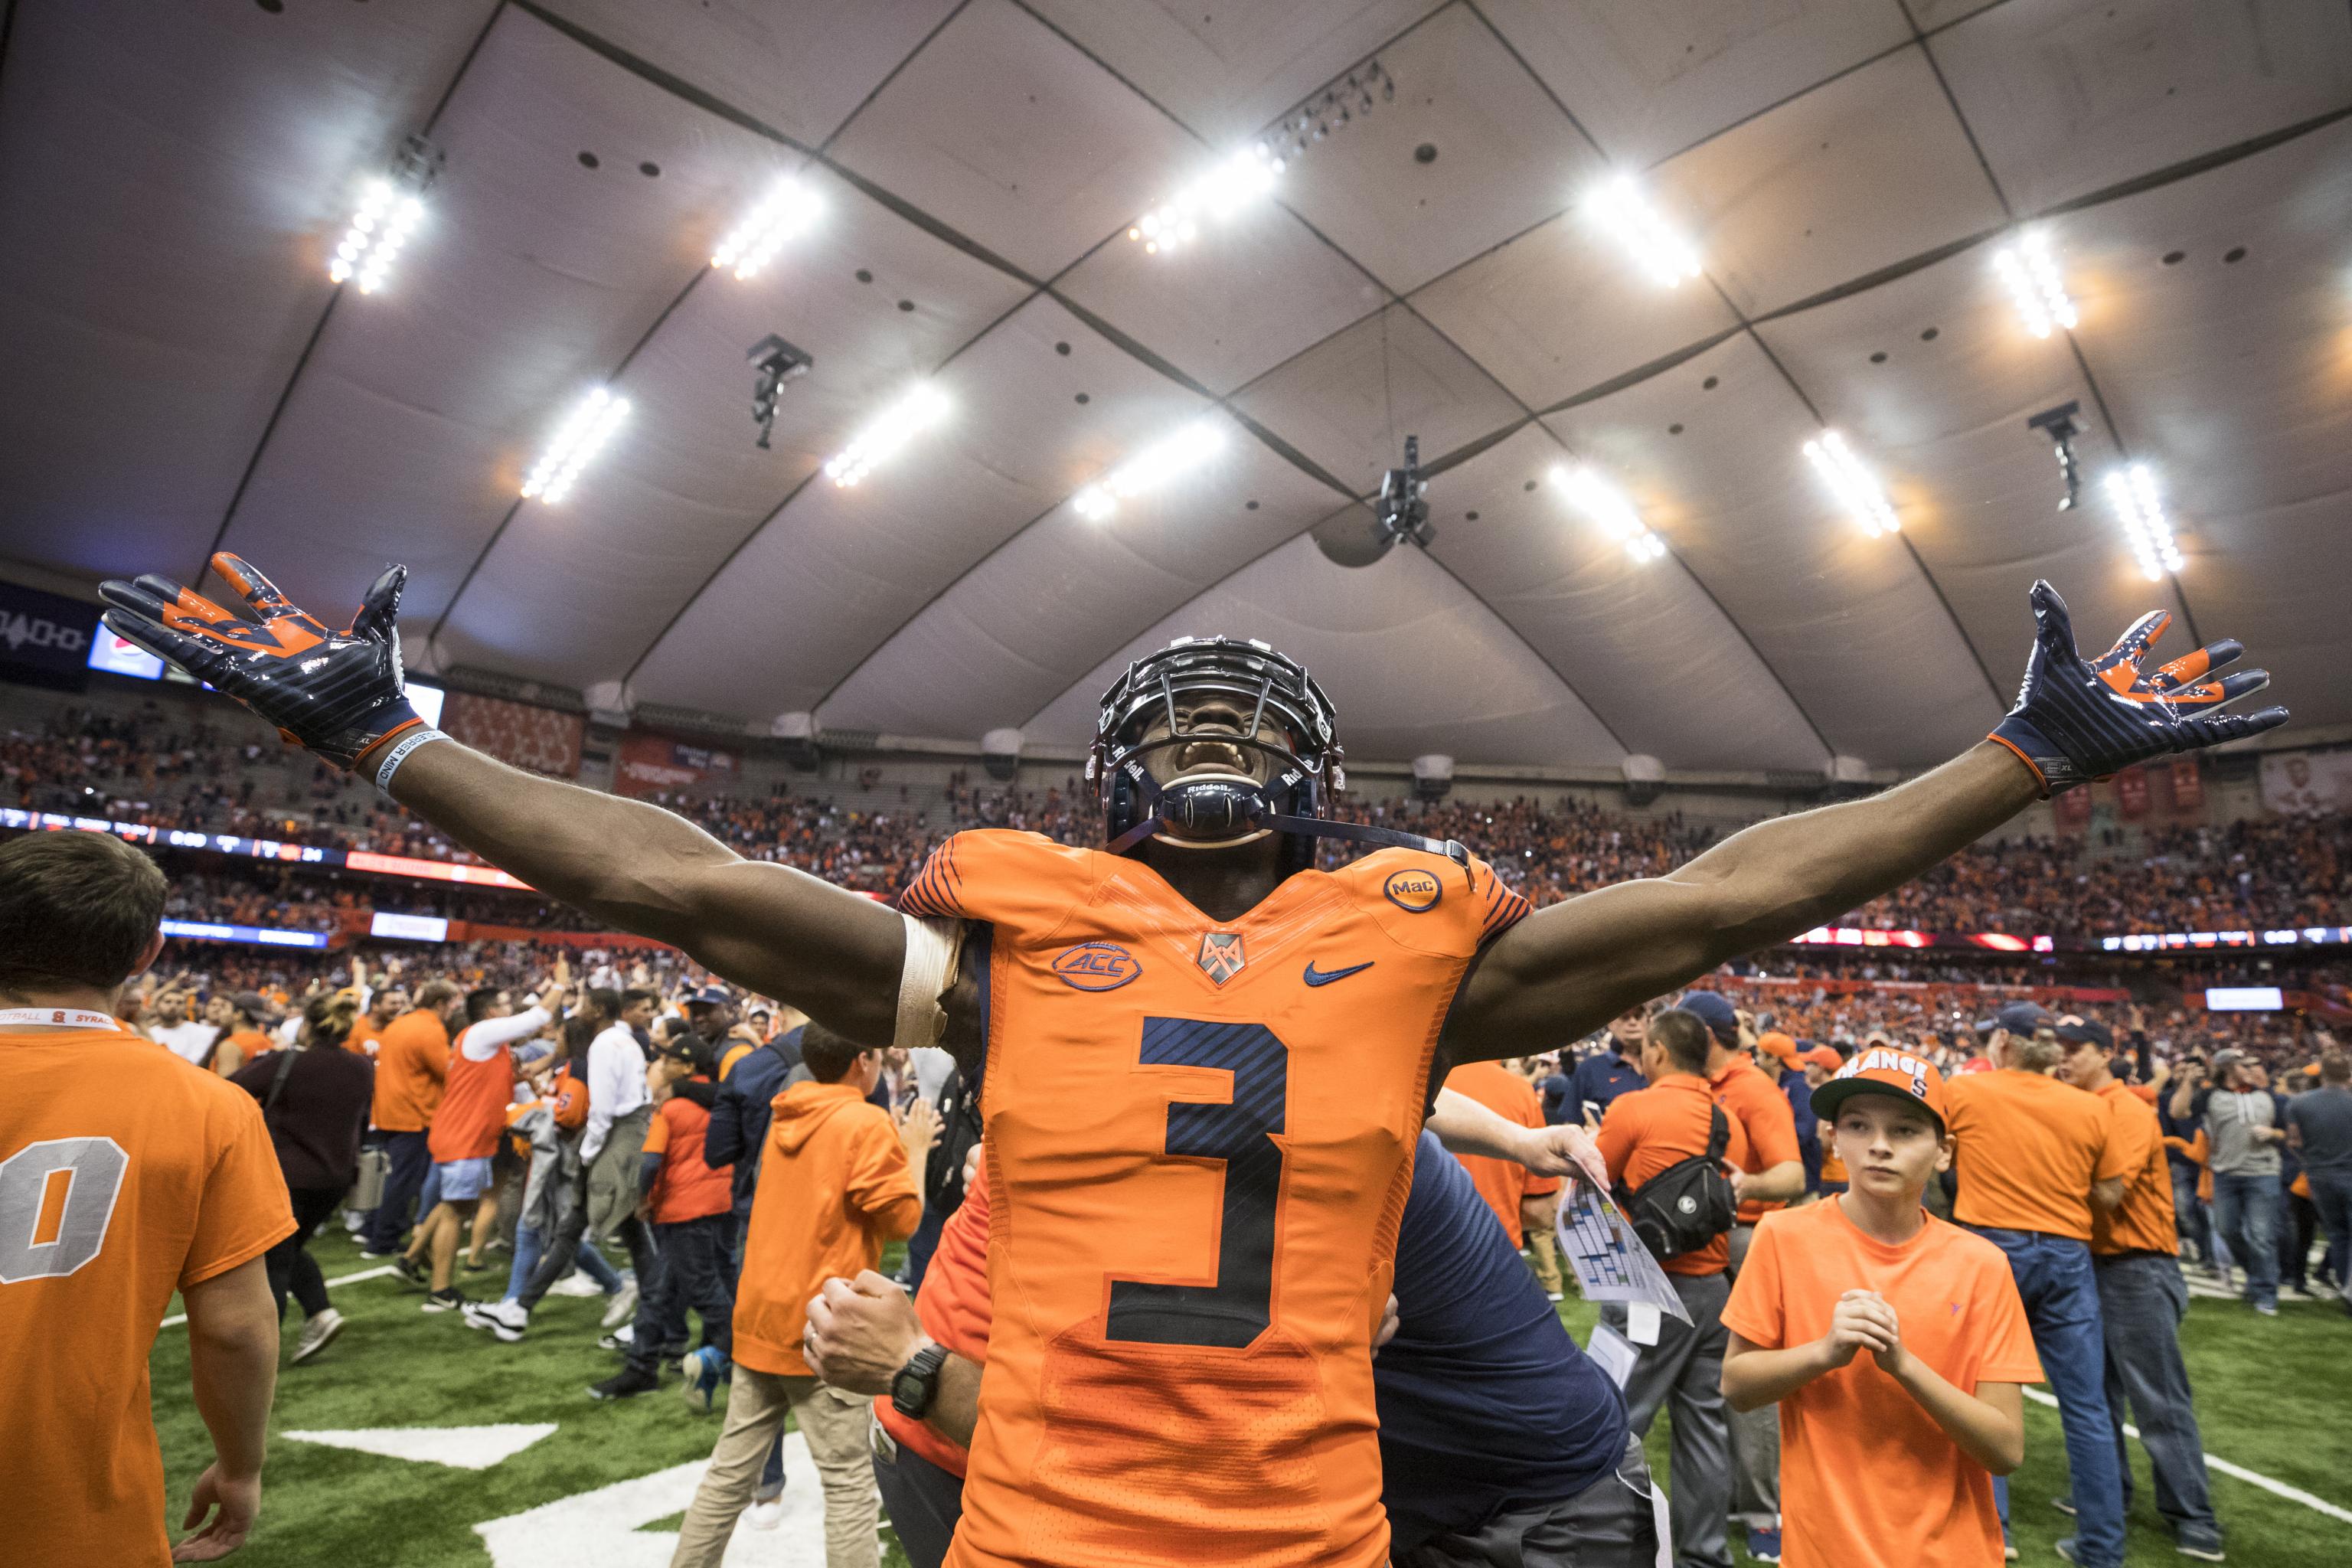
[890,1342,949,1419]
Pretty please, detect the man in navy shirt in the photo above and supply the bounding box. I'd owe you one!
[1571,1008,1650,1123]
[1753,1030,1820,1196]
[806,1129,1653,1567]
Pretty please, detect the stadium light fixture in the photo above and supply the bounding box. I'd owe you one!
[824,383,950,488]
[520,387,631,505]
[1547,464,1667,563]
[712,177,822,280]
[1072,421,1227,521]
[328,135,442,295]
[1127,146,1282,257]
[2105,462,2185,582]
[1802,430,1900,538]
[1586,175,1702,288]
[1991,228,2076,338]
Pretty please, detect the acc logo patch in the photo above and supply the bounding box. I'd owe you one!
[1051,942,1142,991]
[1383,867,1444,912]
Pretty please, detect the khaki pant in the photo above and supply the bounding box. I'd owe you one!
[671,1367,880,1568]
[1525,1227,1565,1296]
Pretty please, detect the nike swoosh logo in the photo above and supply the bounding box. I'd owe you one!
[1303,960,1374,988]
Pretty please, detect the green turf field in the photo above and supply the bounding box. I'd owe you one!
[149,1227,2350,1566]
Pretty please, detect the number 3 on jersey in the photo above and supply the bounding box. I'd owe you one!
[1107,1018,1289,1349]
[0,1137,128,1283]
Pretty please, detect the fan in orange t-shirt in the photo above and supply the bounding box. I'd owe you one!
[1723,1051,2040,1568]
[2,830,295,1565]
[1439,1059,1565,1297]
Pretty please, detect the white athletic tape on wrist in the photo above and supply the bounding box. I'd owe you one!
[895,913,964,1054]
[374,727,449,793]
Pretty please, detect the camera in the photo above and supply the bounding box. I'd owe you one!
[1376,434,1435,550]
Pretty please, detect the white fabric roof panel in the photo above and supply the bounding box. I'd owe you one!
[433,158,1031,688]
[1423,426,1830,772]
[822,410,1345,737]
[1024,534,1629,767]
[1543,333,1995,768]
[0,0,495,585]
[4,0,2344,773]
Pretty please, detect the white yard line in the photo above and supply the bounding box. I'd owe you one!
[161,1263,397,1329]
[2021,1387,2352,1524]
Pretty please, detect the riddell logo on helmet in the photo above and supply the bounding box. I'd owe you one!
[1052,942,1142,991]
[1383,868,1442,912]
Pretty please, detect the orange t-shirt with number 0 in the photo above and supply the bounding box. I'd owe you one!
[1721,1199,2043,1568]
[2,1019,296,1567]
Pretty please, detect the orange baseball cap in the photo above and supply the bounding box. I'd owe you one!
[1757,1031,1799,1062]
[1811,1044,1950,1135]
[1802,1046,1843,1072]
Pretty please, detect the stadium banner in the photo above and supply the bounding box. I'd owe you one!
[158,918,330,949]
[0,580,99,691]
[615,732,740,798]
[2168,756,2204,811]
[2262,749,2352,818]
[443,690,584,779]
[2054,785,2092,828]
[2115,766,2149,818]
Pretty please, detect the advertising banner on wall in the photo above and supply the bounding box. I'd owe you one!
[442,691,584,779]
[0,580,100,691]
[2262,750,2352,818]
[616,733,740,797]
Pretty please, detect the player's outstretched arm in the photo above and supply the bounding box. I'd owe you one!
[98,554,904,1039]
[1443,583,2286,1060]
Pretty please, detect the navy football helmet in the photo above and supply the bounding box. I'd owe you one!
[1088,635,1471,880]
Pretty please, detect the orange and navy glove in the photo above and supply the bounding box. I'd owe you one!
[98,552,426,773]
[1988,580,2286,795]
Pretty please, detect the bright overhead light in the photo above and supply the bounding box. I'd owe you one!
[1992,228,2076,338]
[521,387,631,505]
[330,178,426,294]
[1548,464,1667,563]
[712,177,822,280]
[1802,430,1900,537]
[824,383,950,488]
[2105,462,2185,582]
[1586,175,1702,288]
[1072,421,1227,521]
[1127,146,1282,257]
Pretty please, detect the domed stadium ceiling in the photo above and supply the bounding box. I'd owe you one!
[3,0,2348,773]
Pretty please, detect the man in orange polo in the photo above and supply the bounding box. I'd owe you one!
[1943,1001,2131,1568]
[1596,1007,1753,1568]
[360,979,462,1257]
[1441,1058,1566,1299]
[2058,1017,2223,1561]
[1680,989,1802,1560]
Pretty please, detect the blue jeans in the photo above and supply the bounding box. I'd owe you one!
[362,1129,433,1253]
[2096,1253,2220,1550]
[629,1214,734,1374]
[2210,1170,2281,1308]
[2169,1163,2210,1263]
[504,1223,623,1302]
[1973,1227,2125,1568]
[2310,1169,2352,1289]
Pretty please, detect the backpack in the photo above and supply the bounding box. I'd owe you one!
[1615,1102,1737,1262]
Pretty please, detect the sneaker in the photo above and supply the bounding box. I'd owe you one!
[1547,1290,1565,1302]
[2254,1301,2278,1317]
[2055,1541,2078,1565]
[546,1270,604,1298]
[2053,1498,2077,1517]
[681,1348,725,1413]
[598,1324,637,1352]
[291,1308,345,1364]
[461,1254,492,1273]
[357,1244,399,1259]
[2003,1547,2017,1563]
[393,1255,429,1289]
[1744,1526,1782,1563]
[463,1299,529,1343]
[601,1281,640,1330]
[745,1494,784,1531]
[589,1364,662,1401]
[422,1286,472,1313]
[2176,1539,2226,1562]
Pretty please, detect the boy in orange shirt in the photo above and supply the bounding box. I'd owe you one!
[1722,1049,2040,1568]
[670,1021,935,1568]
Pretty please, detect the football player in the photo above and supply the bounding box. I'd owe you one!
[99,554,2282,1567]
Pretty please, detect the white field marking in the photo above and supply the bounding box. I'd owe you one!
[160,1263,397,1328]
[283,1423,555,1470]
[474,1429,828,1566]
[2021,1387,2352,1524]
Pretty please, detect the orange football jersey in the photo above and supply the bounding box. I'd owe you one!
[2,1018,296,1566]
[900,829,1530,1567]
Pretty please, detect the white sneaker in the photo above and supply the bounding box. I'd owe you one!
[546,1270,603,1298]
[463,1299,529,1343]
[745,1495,783,1531]
[292,1308,345,1364]
[602,1281,640,1329]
